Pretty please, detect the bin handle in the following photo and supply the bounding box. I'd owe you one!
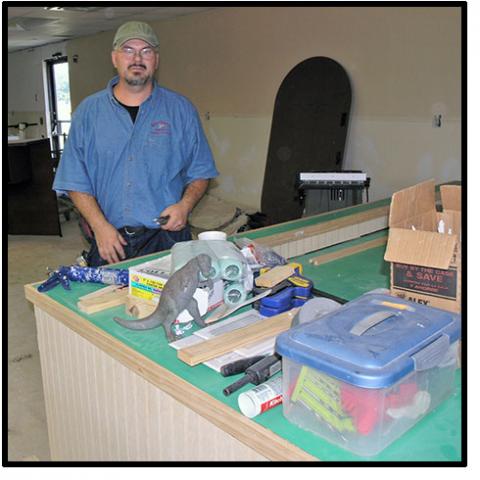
[350,310,397,336]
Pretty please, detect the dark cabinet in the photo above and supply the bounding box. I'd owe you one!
[8,138,61,235]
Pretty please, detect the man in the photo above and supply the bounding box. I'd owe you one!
[53,21,218,266]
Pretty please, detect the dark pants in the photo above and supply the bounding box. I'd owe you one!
[85,226,192,267]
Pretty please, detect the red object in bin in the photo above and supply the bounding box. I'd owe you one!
[340,383,418,435]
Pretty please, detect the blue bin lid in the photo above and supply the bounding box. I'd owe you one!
[275,293,461,388]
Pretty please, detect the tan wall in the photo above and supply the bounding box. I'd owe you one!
[66,6,461,208]
[8,42,68,140]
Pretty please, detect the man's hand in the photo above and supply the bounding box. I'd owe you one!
[69,191,128,264]
[158,179,209,232]
[160,202,190,231]
[93,222,128,264]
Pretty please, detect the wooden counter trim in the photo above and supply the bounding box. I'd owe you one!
[24,284,315,461]
[255,206,389,248]
[309,235,388,266]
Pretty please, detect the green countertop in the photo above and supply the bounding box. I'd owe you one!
[39,226,462,462]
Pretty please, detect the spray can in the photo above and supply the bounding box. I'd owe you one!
[237,375,283,418]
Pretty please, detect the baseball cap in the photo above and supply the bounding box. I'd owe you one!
[113,21,159,49]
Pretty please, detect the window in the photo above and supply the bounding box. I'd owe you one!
[45,56,71,165]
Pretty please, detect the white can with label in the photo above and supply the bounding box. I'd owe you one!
[238,376,283,418]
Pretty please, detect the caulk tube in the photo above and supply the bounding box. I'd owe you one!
[238,375,283,418]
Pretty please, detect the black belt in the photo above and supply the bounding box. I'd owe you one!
[119,226,151,236]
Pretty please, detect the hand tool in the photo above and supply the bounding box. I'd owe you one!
[220,355,267,377]
[253,273,313,316]
[223,353,282,396]
[256,263,347,306]
[153,215,170,226]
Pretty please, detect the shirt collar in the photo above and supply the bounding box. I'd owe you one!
[107,76,159,106]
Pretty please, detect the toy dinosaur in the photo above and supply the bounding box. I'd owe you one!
[113,254,213,342]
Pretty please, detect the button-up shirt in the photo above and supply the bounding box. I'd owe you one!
[53,76,218,228]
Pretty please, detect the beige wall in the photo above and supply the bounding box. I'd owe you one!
[8,42,68,140]
[65,6,461,208]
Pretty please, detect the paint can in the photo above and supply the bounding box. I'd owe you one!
[237,375,283,418]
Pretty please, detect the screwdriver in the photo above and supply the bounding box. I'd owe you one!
[223,353,282,396]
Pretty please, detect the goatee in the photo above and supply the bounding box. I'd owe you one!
[125,74,151,86]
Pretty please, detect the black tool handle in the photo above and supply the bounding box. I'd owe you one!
[223,375,251,396]
[220,355,266,377]
[245,354,282,383]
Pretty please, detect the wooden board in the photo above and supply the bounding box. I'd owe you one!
[178,308,299,366]
[309,235,388,266]
[77,287,128,314]
[125,295,157,318]
[78,284,125,302]
[256,205,389,259]
[256,205,389,249]
[255,265,295,288]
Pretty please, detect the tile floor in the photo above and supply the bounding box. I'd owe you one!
[7,216,87,461]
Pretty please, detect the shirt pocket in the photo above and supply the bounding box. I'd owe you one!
[143,132,183,175]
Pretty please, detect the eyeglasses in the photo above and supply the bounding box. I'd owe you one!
[119,46,156,59]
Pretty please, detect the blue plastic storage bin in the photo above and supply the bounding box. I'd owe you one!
[275,293,461,456]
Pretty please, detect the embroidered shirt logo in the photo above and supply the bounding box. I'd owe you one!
[150,120,171,136]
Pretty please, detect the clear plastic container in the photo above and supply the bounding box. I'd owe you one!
[170,240,220,280]
[276,293,461,456]
[206,240,246,281]
[281,342,458,456]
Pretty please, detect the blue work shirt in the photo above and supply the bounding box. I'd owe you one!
[53,76,218,228]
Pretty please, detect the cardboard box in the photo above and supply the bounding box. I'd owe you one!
[128,255,224,323]
[384,180,461,313]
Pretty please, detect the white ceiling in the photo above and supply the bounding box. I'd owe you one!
[7,6,216,53]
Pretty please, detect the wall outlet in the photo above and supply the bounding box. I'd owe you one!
[433,114,442,128]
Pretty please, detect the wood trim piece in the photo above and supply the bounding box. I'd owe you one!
[255,265,296,288]
[78,284,126,301]
[125,294,157,318]
[24,285,314,461]
[177,309,299,366]
[77,288,129,314]
[309,235,388,266]
[255,206,389,248]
